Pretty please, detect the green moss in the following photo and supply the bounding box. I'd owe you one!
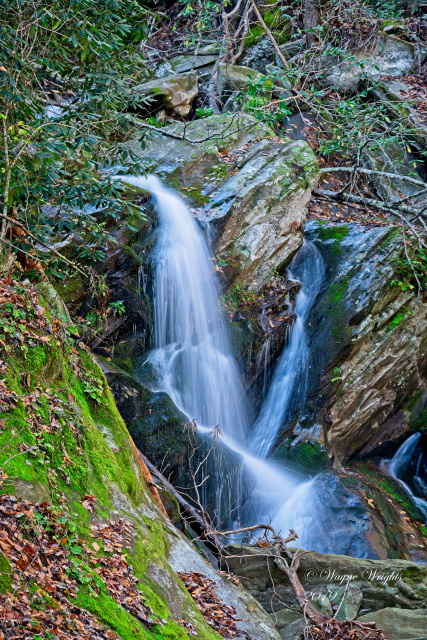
[386,308,410,332]
[54,276,87,307]
[0,552,13,593]
[315,222,349,257]
[245,2,290,45]
[75,586,154,640]
[411,407,427,432]
[379,476,422,520]
[165,170,210,207]
[380,228,401,249]
[123,244,145,266]
[207,163,232,182]
[275,440,328,475]
[0,281,226,640]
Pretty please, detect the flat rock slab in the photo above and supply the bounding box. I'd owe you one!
[358,607,427,640]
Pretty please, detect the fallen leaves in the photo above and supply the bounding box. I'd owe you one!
[308,617,387,640]
[178,571,242,638]
[81,493,97,512]
[0,278,53,348]
[0,494,161,637]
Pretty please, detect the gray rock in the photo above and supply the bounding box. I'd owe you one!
[333,584,363,620]
[279,618,305,640]
[152,61,174,78]
[278,39,304,61]
[242,37,276,73]
[356,33,415,79]
[133,113,272,193]
[210,137,318,290]
[169,533,282,640]
[169,53,217,74]
[368,79,427,151]
[217,63,272,101]
[304,220,427,466]
[270,608,301,632]
[358,608,427,640]
[311,594,333,616]
[134,73,198,116]
[222,90,242,113]
[363,140,424,203]
[130,113,318,291]
[315,33,416,94]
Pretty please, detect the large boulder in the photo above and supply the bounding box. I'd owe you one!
[210,138,319,290]
[315,33,417,94]
[358,608,427,640]
[134,73,198,116]
[136,113,273,198]
[217,63,273,101]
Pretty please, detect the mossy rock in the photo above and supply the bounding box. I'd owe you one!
[0,280,279,640]
[274,440,329,475]
[245,2,290,46]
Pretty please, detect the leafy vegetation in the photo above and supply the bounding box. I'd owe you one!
[0,0,152,279]
[391,248,427,292]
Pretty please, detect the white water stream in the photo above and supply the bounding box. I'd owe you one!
[116,174,326,544]
[250,242,325,457]
[385,432,427,519]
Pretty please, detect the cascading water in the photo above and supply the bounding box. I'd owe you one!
[250,242,325,457]
[142,175,248,444]
[115,174,327,546]
[385,433,427,519]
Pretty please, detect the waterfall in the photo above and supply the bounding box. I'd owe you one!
[385,433,427,519]
[115,174,328,547]
[121,174,249,444]
[250,242,325,457]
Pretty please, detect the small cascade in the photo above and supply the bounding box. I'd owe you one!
[388,432,421,478]
[250,242,325,457]
[385,433,427,519]
[255,336,271,400]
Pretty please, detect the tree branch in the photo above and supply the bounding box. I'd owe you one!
[249,0,290,70]
[319,166,427,188]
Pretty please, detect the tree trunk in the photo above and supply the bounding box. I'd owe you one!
[303,0,319,48]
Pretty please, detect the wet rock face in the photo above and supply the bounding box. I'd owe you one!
[97,358,190,477]
[213,139,318,291]
[303,221,427,463]
[221,544,427,619]
[133,113,273,197]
